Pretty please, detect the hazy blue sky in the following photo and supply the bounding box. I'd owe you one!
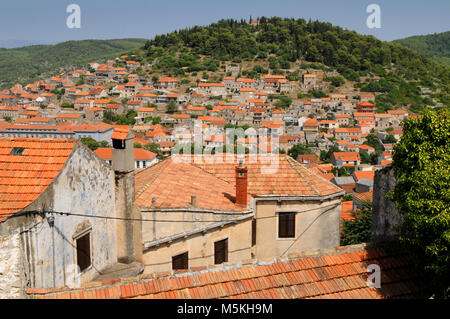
[0,0,448,46]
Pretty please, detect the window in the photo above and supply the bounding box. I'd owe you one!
[76,232,91,272]
[251,219,257,246]
[214,239,228,264]
[10,147,25,155]
[278,212,296,238]
[136,161,140,168]
[172,252,188,270]
[142,161,147,168]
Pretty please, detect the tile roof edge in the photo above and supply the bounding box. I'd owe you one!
[27,242,399,298]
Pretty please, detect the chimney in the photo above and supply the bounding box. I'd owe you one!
[111,128,142,264]
[235,160,248,206]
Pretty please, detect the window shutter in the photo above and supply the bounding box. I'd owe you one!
[214,239,228,264]
[172,252,188,270]
[279,212,295,238]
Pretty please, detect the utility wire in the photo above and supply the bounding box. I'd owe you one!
[2,202,339,223]
[280,204,338,257]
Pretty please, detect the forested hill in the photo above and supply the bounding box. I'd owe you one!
[0,38,146,89]
[393,31,450,66]
[141,18,449,111]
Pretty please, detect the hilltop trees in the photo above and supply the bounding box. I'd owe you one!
[142,18,449,110]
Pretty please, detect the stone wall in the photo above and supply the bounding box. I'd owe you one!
[21,142,117,289]
[0,232,25,299]
[371,166,404,242]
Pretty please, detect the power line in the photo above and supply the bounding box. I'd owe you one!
[280,204,338,257]
[5,202,339,223]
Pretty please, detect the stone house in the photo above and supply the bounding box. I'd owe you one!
[134,154,344,274]
[85,107,104,122]
[197,83,227,96]
[331,152,361,167]
[0,136,141,298]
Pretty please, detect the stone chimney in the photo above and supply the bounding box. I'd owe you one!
[235,160,248,206]
[111,128,142,264]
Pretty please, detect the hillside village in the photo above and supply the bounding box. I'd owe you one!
[0,49,415,211]
[0,25,442,299]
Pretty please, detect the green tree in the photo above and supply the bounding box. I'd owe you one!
[341,202,372,246]
[288,144,314,159]
[382,134,397,144]
[390,109,450,297]
[166,102,177,114]
[359,150,371,164]
[144,143,164,160]
[81,137,102,151]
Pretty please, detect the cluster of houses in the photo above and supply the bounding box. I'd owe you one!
[0,51,428,299]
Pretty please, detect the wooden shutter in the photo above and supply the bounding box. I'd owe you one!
[214,239,228,264]
[172,252,189,270]
[278,212,295,238]
[76,233,91,272]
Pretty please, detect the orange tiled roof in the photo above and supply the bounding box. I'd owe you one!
[353,171,375,182]
[353,191,373,203]
[0,138,76,219]
[27,244,430,299]
[134,159,247,211]
[332,152,360,162]
[179,154,343,198]
[341,201,354,222]
[94,148,156,161]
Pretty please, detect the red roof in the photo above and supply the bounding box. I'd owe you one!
[134,159,247,211]
[26,244,429,299]
[0,138,76,219]
[111,127,129,140]
[332,152,360,162]
[174,154,343,197]
[94,148,156,161]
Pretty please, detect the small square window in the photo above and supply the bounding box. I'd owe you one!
[278,212,296,238]
[172,252,188,270]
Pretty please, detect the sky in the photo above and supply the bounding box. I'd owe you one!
[0,0,449,47]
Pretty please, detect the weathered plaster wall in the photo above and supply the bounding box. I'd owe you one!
[22,143,117,289]
[142,218,252,274]
[371,166,403,242]
[0,232,25,299]
[254,198,342,259]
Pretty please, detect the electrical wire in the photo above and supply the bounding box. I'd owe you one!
[280,204,338,257]
[2,202,339,223]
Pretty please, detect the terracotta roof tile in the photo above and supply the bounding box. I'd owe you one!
[28,244,430,300]
[0,138,76,219]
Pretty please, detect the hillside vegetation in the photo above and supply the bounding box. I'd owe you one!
[139,17,449,112]
[0,38,147,89]
[393,31,450,66]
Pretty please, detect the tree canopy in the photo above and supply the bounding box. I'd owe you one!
[390,109,450,297]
